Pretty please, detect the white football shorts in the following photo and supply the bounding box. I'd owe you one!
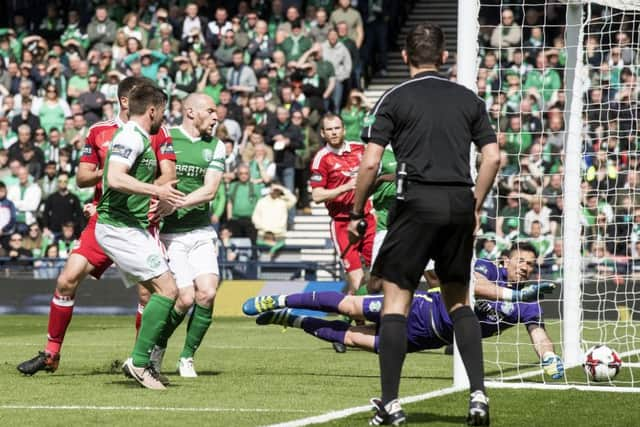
[160,226,219,289]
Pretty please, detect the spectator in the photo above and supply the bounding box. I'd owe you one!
[496,191,525,239]
[290,109,320,213]
[524,198,552,236]
[11,97,41,133]
[322,29,352,112]
[309,8,331,43]
[252,183,297,259]
[247,20,275,62]
[278,20,312,62]
[360,0,390,78]
[149,22,179,53]
[39,160,58,198]
[0,181,16,242]
[171,56,197,100]
[8,125,33,163]
[21,143,45,180]
[0,232,32,265]
[227,163,260,243]
[87,5,118,52]
[23,222,52,258]
[524,51,562,108]
[340,89,368,141]
[217,104,242,144]
[38,84,71,133]
[490,8,521,60]
[55,221,78,259]
[336,21,362,90]
[0,117,17,149]
[42,171,83,237]
[66,60,90,101]
[121,12,148,48]
[38,4,65,44]
[199,68,224,104]
[266,107,303,218]
[33,243,63,279]
[226,50,257,98]
[523,26,544,62]
[124,49,168,81]
[206,6,231,50]
[60,9,89,56]
[7,166,41,230]
[77,76,106,126]
[248,141,276,193]
[330,0,364,48]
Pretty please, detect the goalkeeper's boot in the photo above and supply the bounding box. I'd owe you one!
[256,309,301,327]
[149,346,170,385]
[17,351,60,375]
[122,358,166,390]
[467,390,490,426]
[332,315,351,353]
[369,398,406,426]
[177,357,198,378]
[242,295,285,315]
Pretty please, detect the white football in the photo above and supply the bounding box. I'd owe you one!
[583,345,622,382]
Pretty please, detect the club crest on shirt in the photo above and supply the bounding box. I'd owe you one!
[202,148,213,162]
[147,254,162,269]
[368,299,382,313]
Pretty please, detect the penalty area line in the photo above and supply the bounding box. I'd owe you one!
[262,386,464,427]
[0,405,313,414]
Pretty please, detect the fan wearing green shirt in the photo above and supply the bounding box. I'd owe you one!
[151,93,226,378]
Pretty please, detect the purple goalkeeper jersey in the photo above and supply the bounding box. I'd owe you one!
[472,258,544,337]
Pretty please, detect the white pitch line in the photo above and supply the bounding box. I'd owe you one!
[0,405,313,414]
[486,381,640,393]
[262,386,464,427]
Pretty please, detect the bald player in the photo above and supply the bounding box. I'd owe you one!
[147,93,225,378]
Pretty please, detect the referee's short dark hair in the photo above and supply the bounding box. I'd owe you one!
[405,23,445,68]
[128,84,167,116]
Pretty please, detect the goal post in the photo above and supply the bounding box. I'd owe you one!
[456,0,640,388]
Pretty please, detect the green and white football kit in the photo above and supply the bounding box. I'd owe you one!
[160,126,226,288]
[95,121,169,285]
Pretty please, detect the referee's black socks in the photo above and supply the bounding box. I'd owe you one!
[451,306,486,393]
[379,314,407,405]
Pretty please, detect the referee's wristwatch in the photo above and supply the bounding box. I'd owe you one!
[349,211,365,220]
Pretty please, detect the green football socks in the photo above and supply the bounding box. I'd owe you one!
[180,304,213,359]
[131,294,175,367]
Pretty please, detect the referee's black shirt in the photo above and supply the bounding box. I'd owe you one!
[361,71,496,186]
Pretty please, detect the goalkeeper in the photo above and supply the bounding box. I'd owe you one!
[243,242,564,379]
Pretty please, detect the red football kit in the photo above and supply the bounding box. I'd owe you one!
[71,118,176,278]
[310,141,376,272]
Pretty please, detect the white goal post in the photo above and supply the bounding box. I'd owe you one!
[457,0,640,388]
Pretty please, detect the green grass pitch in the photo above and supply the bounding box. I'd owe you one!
[1,315,638,426]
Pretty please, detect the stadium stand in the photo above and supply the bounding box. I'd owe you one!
[0,0,418,280]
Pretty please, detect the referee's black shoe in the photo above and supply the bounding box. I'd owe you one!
[369,398,406,425]
[467,390,490,426]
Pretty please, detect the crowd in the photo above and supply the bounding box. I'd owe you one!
[0,0,411,268]
[475,3,640,278]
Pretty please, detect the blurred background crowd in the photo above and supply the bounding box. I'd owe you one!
[0,0,412,269]
[475,2,640,278]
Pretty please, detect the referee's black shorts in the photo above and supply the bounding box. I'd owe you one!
[371,184,475,291]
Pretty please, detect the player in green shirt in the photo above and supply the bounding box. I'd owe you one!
[95,84,185,390]
[150,93,225,378]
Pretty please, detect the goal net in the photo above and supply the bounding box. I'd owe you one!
[469,0,640,388]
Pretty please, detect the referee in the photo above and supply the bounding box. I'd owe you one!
[348,23,499,426]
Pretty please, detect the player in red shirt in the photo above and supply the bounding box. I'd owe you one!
[310,114,376,297]
[17,77,177,376]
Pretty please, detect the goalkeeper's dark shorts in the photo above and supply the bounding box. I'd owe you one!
[371,184,475,291]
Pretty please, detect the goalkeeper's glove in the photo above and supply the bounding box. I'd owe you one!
[507,282,556,302]
[542,351,564,379]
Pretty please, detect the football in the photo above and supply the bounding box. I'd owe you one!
[583,345,622,382]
